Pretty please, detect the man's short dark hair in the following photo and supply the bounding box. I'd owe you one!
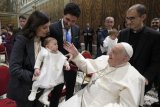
[19,15,26,20]
[64,3,81,18]
[152,18,160,21]
[129,4,147,16]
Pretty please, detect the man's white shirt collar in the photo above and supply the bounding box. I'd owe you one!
[61,19,71,41]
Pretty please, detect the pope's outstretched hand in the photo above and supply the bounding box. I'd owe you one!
[63,41,79,58]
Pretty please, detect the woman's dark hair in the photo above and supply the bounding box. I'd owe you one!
[22,11,50,39]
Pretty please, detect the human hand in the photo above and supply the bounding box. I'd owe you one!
[65,65,70,71]
[145,78,149,85]
[34,68,40,76]
[65,53,73,62]
[63,41,79,58]
[32,69,40,81]
[32,75,38,81]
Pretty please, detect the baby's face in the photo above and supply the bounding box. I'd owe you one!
[47,40,58,52]
[110,34,117,40]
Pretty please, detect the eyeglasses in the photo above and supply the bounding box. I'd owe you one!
[126,16,139,21]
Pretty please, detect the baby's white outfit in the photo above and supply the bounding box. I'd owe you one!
[100,36,118,54]
[28,47,68,105]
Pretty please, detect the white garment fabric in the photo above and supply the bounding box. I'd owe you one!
[100,36,118,54]
[121,42,133,58]
[0,36,2,44]
[33,47,68,88]
[156,28,159,32]
[34,37,41,59]
[59,54,145,107]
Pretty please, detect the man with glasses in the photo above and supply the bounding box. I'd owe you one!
[118,4,160,107]
[49,3,81,107]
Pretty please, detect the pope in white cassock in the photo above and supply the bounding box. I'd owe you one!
[60,42,145,107]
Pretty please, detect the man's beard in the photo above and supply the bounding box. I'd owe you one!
[152,25,159,30]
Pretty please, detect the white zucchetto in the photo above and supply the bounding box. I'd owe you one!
[121,42,133,58]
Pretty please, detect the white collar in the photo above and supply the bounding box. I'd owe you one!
[156,28,160,32]
[61,19,71,31]
[61,19,65,29]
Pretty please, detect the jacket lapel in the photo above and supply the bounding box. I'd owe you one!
[58,21,63,39]
[26,38,35,68]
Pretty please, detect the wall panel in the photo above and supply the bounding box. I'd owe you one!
[1,0,159,35]
[72,0,160,35]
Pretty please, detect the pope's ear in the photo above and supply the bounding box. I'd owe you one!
[141,14,146,21]
[124,55,130,62]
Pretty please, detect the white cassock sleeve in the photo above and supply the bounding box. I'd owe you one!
[102,76,145,107]
[102,88,134,107]
[72,53,108,74]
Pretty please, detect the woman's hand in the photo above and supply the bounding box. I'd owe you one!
[65,64,70,71]
[32,68,40,81]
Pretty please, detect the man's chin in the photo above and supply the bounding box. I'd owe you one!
[66,26,70,29]
[153,27,158,29]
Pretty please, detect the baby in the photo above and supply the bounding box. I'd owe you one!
[101,29,118,54]
[28,37,70,105]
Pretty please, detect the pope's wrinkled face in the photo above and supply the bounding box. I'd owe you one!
[63,14,78,29]
[108,44,126,67]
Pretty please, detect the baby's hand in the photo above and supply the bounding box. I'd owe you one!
[32,68,40,81]
[34,68,40,76]
[65,65,70,71]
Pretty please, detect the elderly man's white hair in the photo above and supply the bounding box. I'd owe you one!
[105,16,114,21]
[120,42,133,58]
